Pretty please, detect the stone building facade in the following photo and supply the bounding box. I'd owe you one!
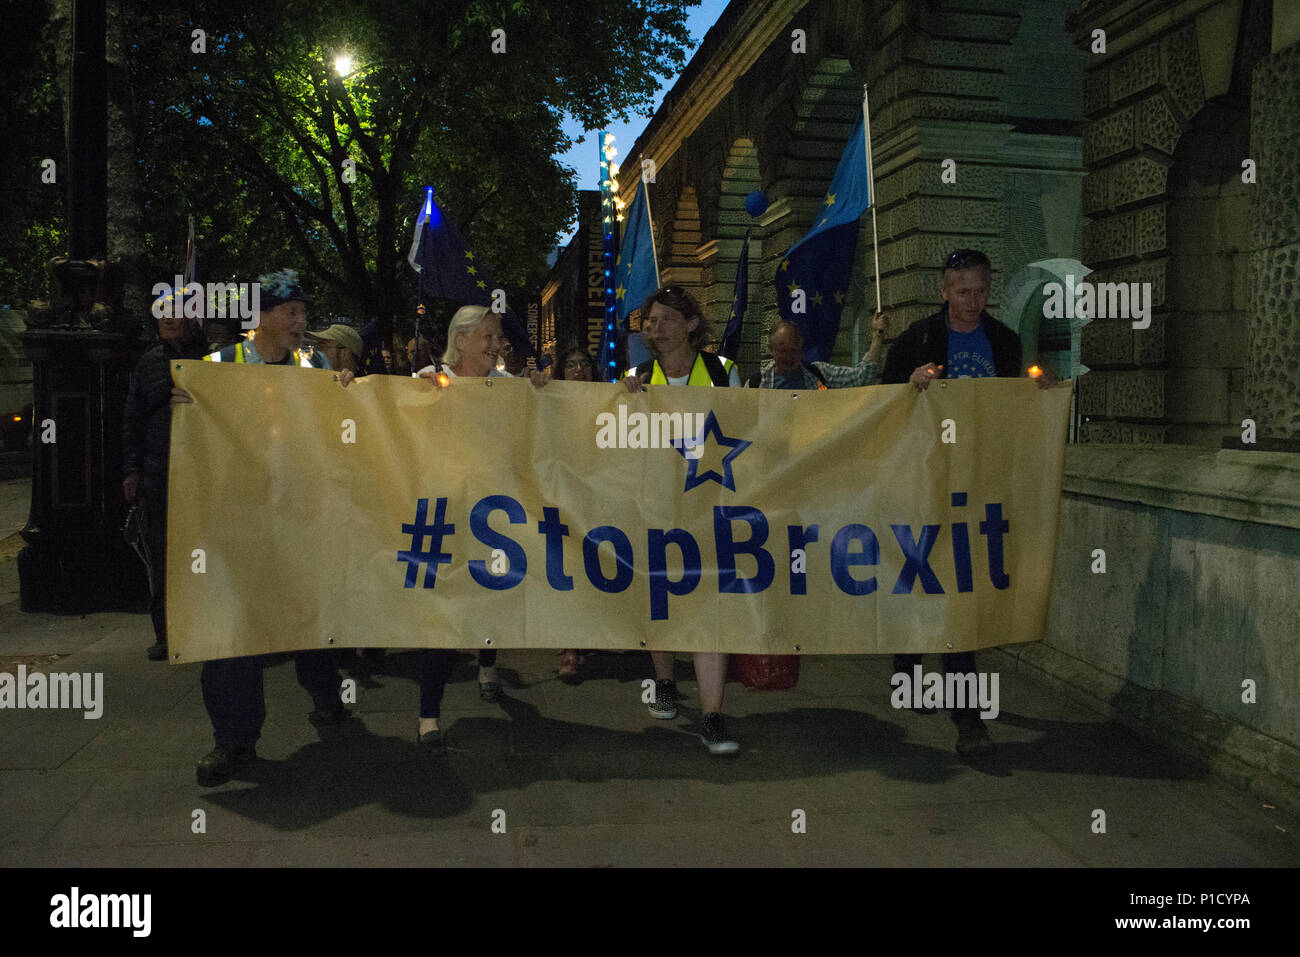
[616,0,1087,377]
[595,0,1300,812]
[1072,0,1295,448]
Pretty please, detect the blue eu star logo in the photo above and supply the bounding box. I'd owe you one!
[672,410,751,492]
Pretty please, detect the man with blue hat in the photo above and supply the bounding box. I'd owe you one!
[204,268,331,369]
[172,267,350,785]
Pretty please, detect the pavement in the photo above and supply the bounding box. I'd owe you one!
[0,477,1296,867]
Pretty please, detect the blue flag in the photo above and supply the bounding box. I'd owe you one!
[407,188,533,359]
[720,229,750,359]
[614,179,659,325]
[775,116,872,362]
[408,189,493,307]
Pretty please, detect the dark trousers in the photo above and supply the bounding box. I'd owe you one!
[419,649,497,719]
[142,476,167,645]
[201,650,342,748]
[893,651,980,721]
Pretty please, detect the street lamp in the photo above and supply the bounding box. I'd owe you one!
[334,53,354,76]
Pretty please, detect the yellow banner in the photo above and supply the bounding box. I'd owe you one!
[167,361,1072,662]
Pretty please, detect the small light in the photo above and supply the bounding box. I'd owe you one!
[334,54,353,75]
[1028,365,1043,378]
[437,373,450,387]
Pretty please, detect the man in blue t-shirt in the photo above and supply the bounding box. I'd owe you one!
[881,249,1052,757]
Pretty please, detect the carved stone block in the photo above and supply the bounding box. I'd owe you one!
[1108,369,1166,418]
[1137,94,1182,157]
[1109,155,1169,208]
[1083,106,1134,166]
[1160,25,1205,123]
[1081,319,1134,368]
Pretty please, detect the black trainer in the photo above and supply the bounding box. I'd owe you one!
[146,640,167,661]
[699,712,739,755]
[308,696,350,726]
[955,715,996,757]
[648,679,677,719]
[196,744,256,786]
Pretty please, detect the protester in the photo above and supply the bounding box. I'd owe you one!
[407,336,433,376]
[122,285,209,661]
[746,313,889,390]
[171,268,353,785]
[550,346,597,683]
[307,323,364,375]
[881,248,1054,757]
[624,286,740,754]
[408,305,548,747]
[204,315,244,354]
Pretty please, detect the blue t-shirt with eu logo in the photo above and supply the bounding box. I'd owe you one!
[947,324,997,379]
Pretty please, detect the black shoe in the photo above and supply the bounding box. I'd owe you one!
[955,716,996,757]
[196,744,255,786]
[648,679,677,720]
[418,728,444,751]
[478,681,503,703]
[699,712,739,755]
[308,697,350,725]
[146,640,168,661]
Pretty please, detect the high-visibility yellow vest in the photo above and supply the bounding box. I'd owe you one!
[204,341,314,367]
[628,352,735,387]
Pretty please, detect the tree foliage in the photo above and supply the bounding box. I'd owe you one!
[123,0,696,337]
[0,0,66,308]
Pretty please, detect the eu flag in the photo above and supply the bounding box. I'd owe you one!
[408,188,493,307]
[775,117,872,362]
[614,179,659,325]
[720,229,750,359]
[407,188,533,359]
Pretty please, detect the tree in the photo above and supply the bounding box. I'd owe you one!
[124,0,696,342]
[0,0,66,308]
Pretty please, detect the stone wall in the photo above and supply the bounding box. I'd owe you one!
[1246,41,1300,441]
[993,444,1300,813]
[1074,0,1278,446]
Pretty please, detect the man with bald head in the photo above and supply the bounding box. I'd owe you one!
[746,312,889,390]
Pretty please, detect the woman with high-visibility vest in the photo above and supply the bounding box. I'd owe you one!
[624,286,740,754]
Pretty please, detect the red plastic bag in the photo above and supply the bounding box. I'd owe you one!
[729,654,800,690]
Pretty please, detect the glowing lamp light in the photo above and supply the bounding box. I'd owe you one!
[437,373,450,387]
[1028,365,1043,379]
[334,54,354,75]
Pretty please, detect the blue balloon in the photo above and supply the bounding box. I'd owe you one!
[744,191,769,218]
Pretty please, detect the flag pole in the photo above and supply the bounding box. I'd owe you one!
[641,177,661,286]
[413,187,433,376]
[863,84,881,316]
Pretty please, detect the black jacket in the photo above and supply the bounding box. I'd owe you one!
[881,304,1023,385]
[123,331,209,478]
